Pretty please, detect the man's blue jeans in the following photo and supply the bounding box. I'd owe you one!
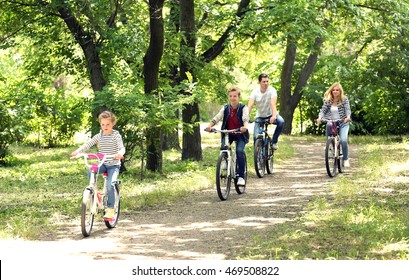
[326,122,350,160]
[253,115,285,144]
[87,164,120,208]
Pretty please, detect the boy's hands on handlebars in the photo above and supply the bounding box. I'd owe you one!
[240,126,248,133]
[204,126,213,132]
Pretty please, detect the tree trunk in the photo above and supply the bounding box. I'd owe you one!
[180,0,202,160]
[162,0,181,151]
[57,7,107,134]
[280,36,324,134]
[143,0,165,172]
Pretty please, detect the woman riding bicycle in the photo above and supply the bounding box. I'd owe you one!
[317,82,352,167]
[70,110,125,220]
[205,87,249,186]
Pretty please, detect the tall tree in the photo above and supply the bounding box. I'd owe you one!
[179,0,201,160]
[143,0,165,171]
[179,0,251,160]
[280,36,324,134]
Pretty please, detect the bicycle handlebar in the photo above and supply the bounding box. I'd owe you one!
[320,118,344,124]
[204,128,241,134]
[70,153,123,168]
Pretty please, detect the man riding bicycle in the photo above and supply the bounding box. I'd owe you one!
[248,73,285,150]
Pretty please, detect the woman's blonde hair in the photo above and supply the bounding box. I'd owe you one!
[324,82,346,102]
[98,110,117,124]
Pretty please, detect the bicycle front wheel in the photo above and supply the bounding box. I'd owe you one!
[254,139,265,178]
[81,189,95,237]
[216,153,231,201]
[235,153,247,195]
[325,138,337,177]
[105,182,121,229]
[337,142,345,173]
[266,141,274,174]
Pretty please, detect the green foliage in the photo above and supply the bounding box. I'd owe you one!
[26,86,89,147]
[0,43,89,149]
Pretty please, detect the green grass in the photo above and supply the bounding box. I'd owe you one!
[3,135,408,260]
[239,137,409,260]
[0,133,293,240]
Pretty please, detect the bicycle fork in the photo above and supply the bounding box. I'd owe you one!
[84,172,107,214]
[222,150,233,179]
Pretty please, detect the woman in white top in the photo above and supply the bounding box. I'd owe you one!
[317,82,352,167]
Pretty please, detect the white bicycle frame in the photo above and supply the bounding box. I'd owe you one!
[212,128,240,180]
[71,153,117,214]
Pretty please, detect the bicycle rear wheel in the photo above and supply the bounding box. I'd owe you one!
[105,182,121,228]
[325,138,337,177]
[216,153,231,200]
[254,139,265,178]
[337,142,345,173]
[235,153,247,195]
[266,141,274,174]
[81,189,95,237]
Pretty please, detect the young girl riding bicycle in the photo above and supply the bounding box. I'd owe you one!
[70,110,125,220]
[205,87,249,186]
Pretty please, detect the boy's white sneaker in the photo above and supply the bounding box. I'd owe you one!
[237,177,245,185]
[344,159,350,167]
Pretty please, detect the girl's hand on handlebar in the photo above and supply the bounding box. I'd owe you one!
[69,151,78,158]
[115,154,124,160]
[316,118,322,124]
[240,127,248,133]
[344,117,351,123]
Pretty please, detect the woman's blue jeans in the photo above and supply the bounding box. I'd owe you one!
[222,134,246,178]
[253,114,285,144]
[326,122,350,160]
[87,164,120,208]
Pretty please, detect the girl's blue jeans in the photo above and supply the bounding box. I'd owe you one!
[326,122,350,160]
[87,164,120,208]
[253,115,285,144]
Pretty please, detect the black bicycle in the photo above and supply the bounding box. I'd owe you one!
[206,128,247,200]
[322,119,345,177]
[253,120,274,178]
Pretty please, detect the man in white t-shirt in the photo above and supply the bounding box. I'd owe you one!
[248,73,285,149]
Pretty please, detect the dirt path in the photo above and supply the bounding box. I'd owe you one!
[1,141,356,260]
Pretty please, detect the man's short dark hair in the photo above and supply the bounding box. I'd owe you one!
[258,73,269,82]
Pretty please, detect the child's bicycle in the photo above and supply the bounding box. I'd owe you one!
[321,119,345,177]
[71,153,122,237]
[252,120,275,178]
[206,128,247,201]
